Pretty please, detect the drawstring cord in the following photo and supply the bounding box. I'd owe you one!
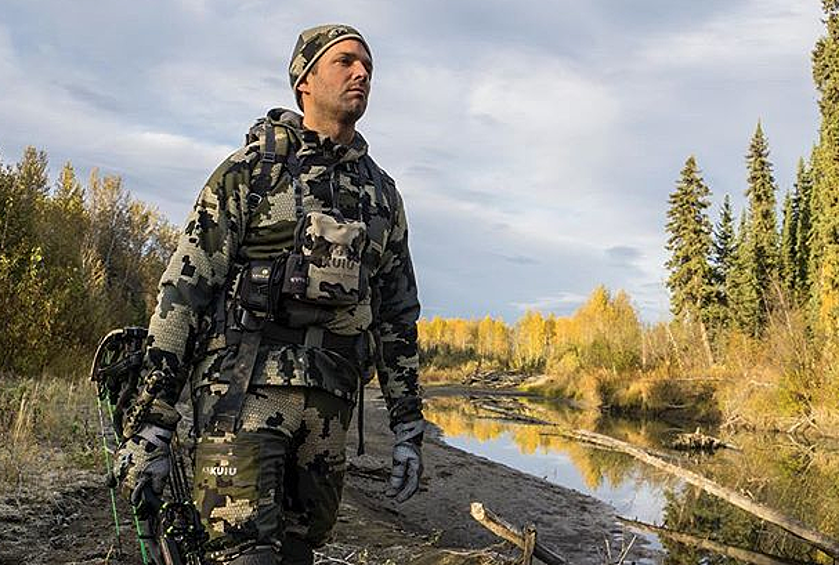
[357,373,365,456]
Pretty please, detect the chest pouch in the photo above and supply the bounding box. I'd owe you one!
[238,261,276,313]
[279,172,370,307]
[283,212,368,306]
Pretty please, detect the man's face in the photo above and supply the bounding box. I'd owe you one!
[298,39,373,125]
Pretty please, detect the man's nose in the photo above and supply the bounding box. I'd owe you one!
[351,61,370,83]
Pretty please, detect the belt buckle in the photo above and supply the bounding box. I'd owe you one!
[239,309,265,332]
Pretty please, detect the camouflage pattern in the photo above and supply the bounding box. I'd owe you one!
[289,24,371,107]
[114,424,172,502]
[193,385,352,561]
[141,106,420,422]
[299,211,368,305]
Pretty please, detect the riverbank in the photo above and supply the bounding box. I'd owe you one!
[0,384,658,564]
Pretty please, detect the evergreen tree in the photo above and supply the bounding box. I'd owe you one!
[729,212,761,334]
[665,156,714,323]
[740,122,780,333]
[710,195,736,326]
[810,0,839,337]
[793,157,813,301]
[780,190,798,294]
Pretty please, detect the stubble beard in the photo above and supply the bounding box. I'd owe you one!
[335,95,367,127]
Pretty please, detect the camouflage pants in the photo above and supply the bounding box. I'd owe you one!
[193,385,353,564]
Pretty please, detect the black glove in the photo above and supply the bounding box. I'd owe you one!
[385,419,425,503]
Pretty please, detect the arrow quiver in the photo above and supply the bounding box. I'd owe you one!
[91,327,208,565]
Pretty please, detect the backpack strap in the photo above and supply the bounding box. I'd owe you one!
[360,154,394,213]
[247,115,293,213]
[210,114,294,434]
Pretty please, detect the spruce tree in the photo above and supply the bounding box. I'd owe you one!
[728,212,761,334]
[665,156,714,323]
[711,195,736,326]
[793,157,813,301]
[740,122,780,333]
[810,0,839,336]
[780,190,798,295]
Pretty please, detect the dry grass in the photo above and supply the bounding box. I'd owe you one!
[0,373,99,493]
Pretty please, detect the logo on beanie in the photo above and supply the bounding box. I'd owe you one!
[329,26,348,38]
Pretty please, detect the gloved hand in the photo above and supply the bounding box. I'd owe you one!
[114,423,173,514]
[385,419,425,503]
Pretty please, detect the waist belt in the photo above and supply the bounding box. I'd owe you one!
[261,322,366,360]
[263,322,369,455]
[212,319,367,434]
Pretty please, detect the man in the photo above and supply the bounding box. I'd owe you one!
[115,24,425,565]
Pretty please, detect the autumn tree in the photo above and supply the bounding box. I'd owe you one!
[514,310,549,370]
[0,148,176,375]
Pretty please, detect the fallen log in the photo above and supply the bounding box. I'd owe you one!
[562,428,839,559]
[470,502,567,565]
[475,402,553,425]
[619,517,811,565]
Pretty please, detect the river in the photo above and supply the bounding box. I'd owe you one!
[425,390,839,565]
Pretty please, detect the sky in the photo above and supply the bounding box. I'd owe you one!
[0,1,825,322]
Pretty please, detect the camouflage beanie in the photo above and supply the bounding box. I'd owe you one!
[289,24,371,109]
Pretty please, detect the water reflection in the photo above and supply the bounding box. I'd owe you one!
[425,392,839,565]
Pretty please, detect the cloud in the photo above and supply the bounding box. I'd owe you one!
[510,292,589,315]
[0,1,826,324]
[606,246,642,266]
[492,253,540,266]
[634,1,820,73]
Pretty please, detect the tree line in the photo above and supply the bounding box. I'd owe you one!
[418,4,839,426]
[0,147,177,375]
[419,286,644,376]
[665,1,839,371]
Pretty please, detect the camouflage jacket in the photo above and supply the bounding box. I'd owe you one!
[142,109,420,414]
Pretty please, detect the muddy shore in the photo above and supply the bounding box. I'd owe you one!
[0,385,657,564]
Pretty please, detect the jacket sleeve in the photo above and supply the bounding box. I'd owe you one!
[142,149,252,406]
[374,182,423,425]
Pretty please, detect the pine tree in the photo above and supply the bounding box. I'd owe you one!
[793,157,813,301]
[780,190,798,294]
[729,212,761,334]
[740,122,780,333]
[710,195,736,326]
[810,0,839,337]
[665,156,714,323]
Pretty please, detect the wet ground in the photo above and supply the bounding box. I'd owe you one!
[0,386,657,564]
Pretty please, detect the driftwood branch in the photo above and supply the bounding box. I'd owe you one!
[619,517,811,565]
[475,402,554,425]
[470,502,567,564]
[563,429,839,559]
